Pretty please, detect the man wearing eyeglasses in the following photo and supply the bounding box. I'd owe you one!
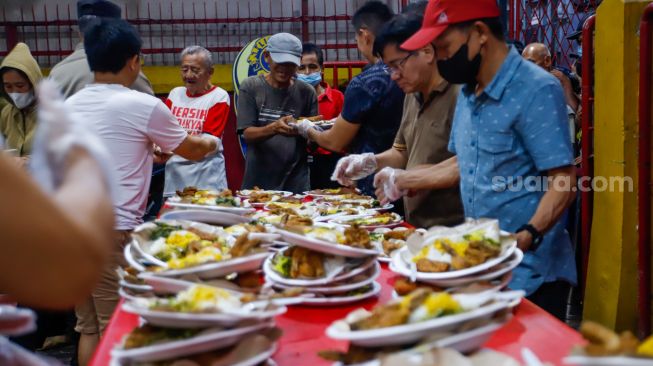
[331,13,463,228]
[295,1,404,196]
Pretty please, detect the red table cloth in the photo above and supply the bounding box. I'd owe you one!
[91,264,585,365]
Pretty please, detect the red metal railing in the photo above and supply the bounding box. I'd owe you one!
[579,14,595,293]
[638,2,653,339]
[508,0,598,68]
[0,0,408,67]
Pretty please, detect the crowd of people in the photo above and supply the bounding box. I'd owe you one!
[0,0,586,364]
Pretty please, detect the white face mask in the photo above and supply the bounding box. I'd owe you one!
[8,91,35,109]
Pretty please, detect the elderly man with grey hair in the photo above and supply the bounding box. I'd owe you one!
[163,45,230,195]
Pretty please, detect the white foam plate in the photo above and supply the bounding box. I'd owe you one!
[122,300,286,328]
[563,355,653,365]
[232,342,278,366]
[262,253,376,286]
[160,209,250,226]
[415,249,523,287]
[166,200,255,215]
[329,213,404,230]
[326,291,523,347]
[119,280,153,293]
[269,262,381,294]
[110,321,272,363]
[129,245,270,280]
[332,319,510,366]
[298,281,382,306]
[237,190,293,197]
[390,234,517,280]
[277,229,381,258]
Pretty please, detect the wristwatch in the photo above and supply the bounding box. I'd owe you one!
[516,224,543,252]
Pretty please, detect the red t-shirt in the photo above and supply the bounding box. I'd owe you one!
[314,82,345,155]
[317,82,344,120]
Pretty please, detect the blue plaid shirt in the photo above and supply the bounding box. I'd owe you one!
[448,47,577,295]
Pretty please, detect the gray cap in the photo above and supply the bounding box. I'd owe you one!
[266,33,302,66]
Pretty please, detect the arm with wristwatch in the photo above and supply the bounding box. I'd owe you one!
[514,165,577,252]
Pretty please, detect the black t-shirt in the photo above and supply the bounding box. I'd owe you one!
[341,62,405,195]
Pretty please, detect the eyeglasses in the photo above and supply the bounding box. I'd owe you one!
[384,52,416,75]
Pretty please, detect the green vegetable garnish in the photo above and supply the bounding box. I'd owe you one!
[215,197,237,207]
[150,222,182,241]
[272,253,292,277]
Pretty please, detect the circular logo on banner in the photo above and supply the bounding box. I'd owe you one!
[233,36,271,102]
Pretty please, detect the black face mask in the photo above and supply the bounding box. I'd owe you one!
[437,40,482,86]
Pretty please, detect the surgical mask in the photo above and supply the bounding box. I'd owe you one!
[436,41,482,86]
[8,91,35,109]
[296,72,322,87]
[576,45,583,58]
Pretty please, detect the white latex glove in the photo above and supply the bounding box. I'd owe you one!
[29,79,115,195]
[330,152,377,187]
[202,134,224,157]
[373,167,408,205]
[295,119,323,139]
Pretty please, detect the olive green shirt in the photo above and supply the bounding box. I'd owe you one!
[393,81,464,228]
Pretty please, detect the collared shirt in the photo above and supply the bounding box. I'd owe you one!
[449,47,576,295]
[393,81,464,228]
[317,82,344,120]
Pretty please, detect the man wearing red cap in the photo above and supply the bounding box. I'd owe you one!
[396,0,577,320]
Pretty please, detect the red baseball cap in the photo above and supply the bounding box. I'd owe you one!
[401,0,500,51]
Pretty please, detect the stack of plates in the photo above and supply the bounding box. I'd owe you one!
[111,283,284,365]
[261,226,383,306]
[118,218,280,303]
[389,220,523,289]
[323,289,524,365]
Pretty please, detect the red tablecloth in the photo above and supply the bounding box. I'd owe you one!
[91,265,585,365]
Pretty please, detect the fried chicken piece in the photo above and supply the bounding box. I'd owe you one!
[269,207,298,216]
[288,247,325,278]
[384,229,415,241]
[281,214,314,227]
[344,224,372,248]
[176,186,198,197]
[446,240,501,270]
[229,234,262,257]
[318,346,380,364]
[351,289,431,331]
[393,277,419,296]
[248,192,273,203]
[235,271,261,289]
[185,227,218,241]
[351,302,410,330]
[217,189,233,198]
[382,239,404,255]
[278,196,302,204]
[416,258,449,272]
[393,278,444,296]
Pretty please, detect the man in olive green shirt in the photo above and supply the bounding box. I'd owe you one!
[332,13,463,228]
